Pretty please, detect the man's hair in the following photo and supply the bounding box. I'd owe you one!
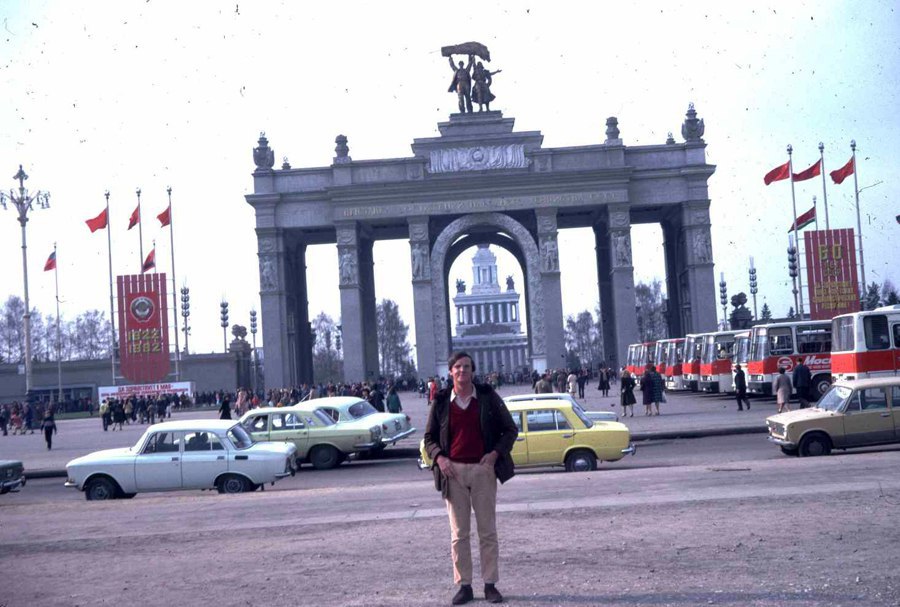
[448,351,476,372]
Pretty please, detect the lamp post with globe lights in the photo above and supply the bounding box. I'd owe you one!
[1,165,51,396]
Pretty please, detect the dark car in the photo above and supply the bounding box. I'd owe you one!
[0,460,26,494]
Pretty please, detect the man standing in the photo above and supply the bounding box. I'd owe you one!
[448,55,475,113]
[733,364,751,411]
[424,352,518,605]
[792,360,812,408]
[534,372,553,394]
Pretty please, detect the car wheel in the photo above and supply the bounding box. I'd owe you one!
[564,450,597,472]
[780,446,799,457]
[799,433,832,457]
[812,375,832,399]
[217,474,250,494]
[309,445,341,470]
[85,477,118,501]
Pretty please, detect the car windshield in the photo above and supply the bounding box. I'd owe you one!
[570,402,594,429]
[347,400,377,419]
[227,424,254,449]
[816,386,852,412]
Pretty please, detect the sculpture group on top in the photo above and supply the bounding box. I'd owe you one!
[443,42,501,113]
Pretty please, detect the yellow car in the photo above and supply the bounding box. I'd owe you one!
[419,395,635,472]
[767,377,900,457]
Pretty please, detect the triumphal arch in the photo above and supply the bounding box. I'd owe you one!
[246,61,717,386]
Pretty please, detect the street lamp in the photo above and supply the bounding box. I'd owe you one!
[748,257,759,320]
[180,286,191,354]
[787,237,800,317]
[719,273,728,330]
[220,300,229,352]
[249,309,258,393]
[0,165,51,397]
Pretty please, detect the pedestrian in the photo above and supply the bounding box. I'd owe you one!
[733,364,751,411]
[423,351,518,605]
[24,404,35,434]
[386,385,403,414]
[597,365,611,397]
[368,385,386,413]
[773,367,793,413]
[41,408,58,450]
[218,394,232,420]
[0,404,8,436]
[641,364,664,415]
[792,360,812,408]
[576,370,588,399]
[534,372,552,394]
[566,370,578,398]
[620,368,636,417]
[112,401,126,431]
[99,399,110,431]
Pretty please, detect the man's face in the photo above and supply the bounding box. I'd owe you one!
[450,357,474,389]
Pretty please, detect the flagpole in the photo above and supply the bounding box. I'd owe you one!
[53,242,62,404]
[818,142,830,230]
[813,196,818,230]
[105,191,116,384]
[136,188,144,270]
[787,144,806,317]
[851,140,866,298]
[167,187,180,380]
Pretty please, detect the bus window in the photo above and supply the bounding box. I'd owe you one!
[768,327,793,355]
[894,324,900,348]
[797,325,831,354]
[863,316,890,350]
[831,317,854,352]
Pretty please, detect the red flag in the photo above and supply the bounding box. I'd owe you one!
[157,205,171,227]
[764,161,790,185]
[792,159,821,182]
[43,251,57,272]
[789,206,816,231]
[141,248,156,273]
[85,208,108,233]
[128,205,140,230]
[830,156,854,184]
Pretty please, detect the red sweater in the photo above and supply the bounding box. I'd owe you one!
[449,397,483,463]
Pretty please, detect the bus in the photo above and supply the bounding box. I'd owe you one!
[747,320,832,398]
[731,330,752,389]
[625,344,642,377]
[831,305,900,381]
[661,338,686,390]
[681,333,707,392]
[699,330,744,393]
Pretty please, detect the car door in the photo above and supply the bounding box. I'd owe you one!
[134,431,182,491]
[269,412,309,458]
[181,431,228,489]
[891,386,900,439]
[509,411,527,466]
[244,413,271,441]
[524,408,575,465]
[842,387,894,445]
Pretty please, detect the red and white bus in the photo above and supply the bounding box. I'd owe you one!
[731,330,752,388]
[681,333,707,392]
[831,305,900,381]
[625,344,641,377]
[660,338,686,390]
[699,330,744,393]
[626,341,656,377]
[747,320,832,398]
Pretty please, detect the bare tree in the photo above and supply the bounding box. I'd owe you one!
[0,296,26,363]
[635,280,668,341]
[312,312,343,382]
[376,299,412,379]
[565,310,603,368]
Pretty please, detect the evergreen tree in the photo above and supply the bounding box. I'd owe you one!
[760,303,773,321]
[863,282,882,310]
[880,280,899,306]
[787,306,796,319]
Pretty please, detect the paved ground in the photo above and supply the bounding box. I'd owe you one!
[0,385,772,474]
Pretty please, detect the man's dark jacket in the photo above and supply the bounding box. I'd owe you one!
[734,369,748,393]
[423,383,518,498]
[792,364,811,388]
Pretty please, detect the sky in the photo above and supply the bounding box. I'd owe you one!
[1,1,898,359]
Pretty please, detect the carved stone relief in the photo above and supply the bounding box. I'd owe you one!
[610,210,629,228]
[408,221,428,242]
[259,256,278,292]
[540,235,559,272]
[612,231,632,268]
[338,247,358,285]
[536,212,557,235]
[692,230,712,264]
[336,227,356,246]
[427,144,530,173]
[410,242,430,280]
[258,238,277,254]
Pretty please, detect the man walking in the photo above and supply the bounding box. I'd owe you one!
[733,364,751,411]
[424,351,518,605]
[792,360,812,408]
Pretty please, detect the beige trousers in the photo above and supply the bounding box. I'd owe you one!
[444,461,499,585]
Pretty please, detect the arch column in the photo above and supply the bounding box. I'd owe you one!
[337,222,378,382]
[409,216,437,378]
[536,208,565,371]
[595,204,639,368]
[257,225,289,389]
[678,202,717,334]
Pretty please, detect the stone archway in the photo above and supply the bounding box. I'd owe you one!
[430,212,546,372]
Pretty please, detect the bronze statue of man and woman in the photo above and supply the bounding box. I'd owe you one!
[443,43,501,114]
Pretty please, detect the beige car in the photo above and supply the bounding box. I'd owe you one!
[767,377,900,457]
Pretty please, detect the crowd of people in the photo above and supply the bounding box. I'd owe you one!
[0,401,58,449]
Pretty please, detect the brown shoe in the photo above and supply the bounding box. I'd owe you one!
[452,585,474,605]
[484,584,504,603]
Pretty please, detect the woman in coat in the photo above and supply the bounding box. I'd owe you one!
[597,366,611,397]
[620,368,637,417]
[773,367,793,413]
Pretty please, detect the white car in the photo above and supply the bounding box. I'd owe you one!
[313,396,416,448]
[504,393,619,422]
[65,420,297,500]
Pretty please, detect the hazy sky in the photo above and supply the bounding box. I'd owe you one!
[1,1,898,357]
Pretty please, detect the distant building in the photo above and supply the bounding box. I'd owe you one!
[451,245,529,374]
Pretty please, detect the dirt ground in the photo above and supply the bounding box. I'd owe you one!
[2,486,898,607]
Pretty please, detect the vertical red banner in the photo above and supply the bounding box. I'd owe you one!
[117,273,171,383]
[804,229,860,320]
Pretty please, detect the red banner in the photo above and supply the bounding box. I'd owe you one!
[804,229,860,320]
[117,273,171,383]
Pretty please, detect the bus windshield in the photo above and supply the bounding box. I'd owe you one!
[735,336,750,365]
[701,337,717,364]
[666,342,683,367]
[750,328,768,361]
[832,316,854,352]
[689,337,703,361]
